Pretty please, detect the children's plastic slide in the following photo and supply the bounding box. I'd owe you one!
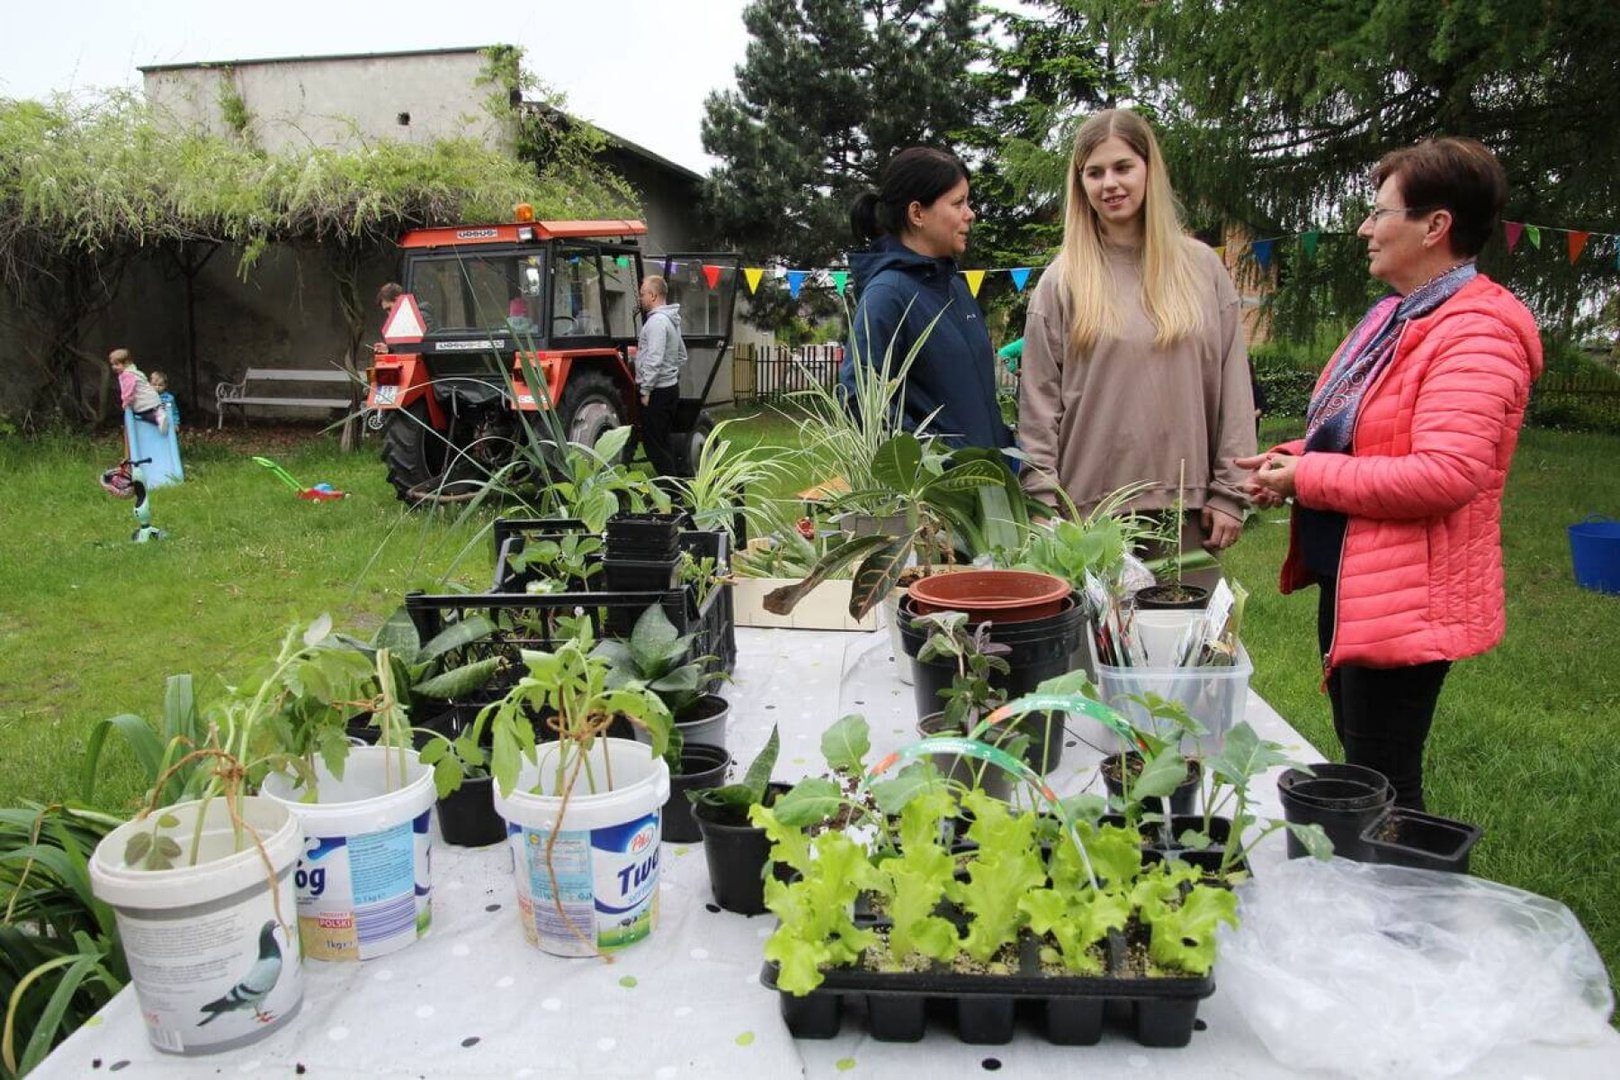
[122,409,184,488]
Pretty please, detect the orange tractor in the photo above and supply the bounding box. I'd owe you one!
[365,214,741,502]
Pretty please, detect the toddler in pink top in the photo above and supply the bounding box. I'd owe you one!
[110,348,168,432]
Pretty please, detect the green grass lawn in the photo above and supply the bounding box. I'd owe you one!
[3,411,1618,996]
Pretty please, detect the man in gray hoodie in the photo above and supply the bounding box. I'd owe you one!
[635,275,688,476]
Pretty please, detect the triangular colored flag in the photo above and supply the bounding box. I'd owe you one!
[963,269,986,298]
[1009,267,1030,292]
[702,264,722,288]
[1252,239,1274,272]
[662,258,674,276]
[615,255,629,268]
[744,267,764,294]
[831,270,848,296]
[1567,231,1590,265]
[786,269,807,300]
[1525,225,1542,250]
[1214,245,1227,259]
[1505,222,1524,252]
[1301,231,1320,258]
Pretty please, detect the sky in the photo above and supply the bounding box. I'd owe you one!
[0,0,755,173]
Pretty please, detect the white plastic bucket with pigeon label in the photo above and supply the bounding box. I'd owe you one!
[261,745,435,962]
[89,796,304,1056]
[492,737,669,957]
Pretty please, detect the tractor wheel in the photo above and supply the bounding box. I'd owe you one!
[381,399,448,502]
[558,368,627,457]
[675,410,715,477]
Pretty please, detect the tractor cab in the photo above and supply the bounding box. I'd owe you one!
[366,212,740,502]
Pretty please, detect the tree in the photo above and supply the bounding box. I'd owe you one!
[1071,0,1620,339]
[702,0,988,290]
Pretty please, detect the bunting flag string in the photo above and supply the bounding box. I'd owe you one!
[717,216,1619,299]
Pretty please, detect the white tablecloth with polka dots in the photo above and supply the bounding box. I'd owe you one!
[34,628,1620,1078]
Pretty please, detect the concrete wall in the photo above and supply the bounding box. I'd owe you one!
[143,50,500,155]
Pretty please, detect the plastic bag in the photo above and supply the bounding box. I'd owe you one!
[1217,858,1614,1079]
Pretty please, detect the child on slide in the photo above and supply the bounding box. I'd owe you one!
[109,348,169,434]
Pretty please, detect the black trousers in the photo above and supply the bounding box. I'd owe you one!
[1316,581,1451,811]
[640,384,681,477]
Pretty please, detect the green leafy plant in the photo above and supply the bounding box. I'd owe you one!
[762,432,1006,621]
[0,804,127,1078]
[664,416,788,538]
[686,724,780,825]
[462,622,671,801]
[592,604,722,722]
[509,533,603,594]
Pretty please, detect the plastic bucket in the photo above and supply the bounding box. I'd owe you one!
[260,745,436,962]
[89,797,304,1056]
[1087,638,1253,757]
[1568,515,1620,595]
[492,737,670,956]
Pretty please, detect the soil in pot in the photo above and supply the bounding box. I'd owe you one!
[693,782,792,915]
[1278,763,1393,861]
[1134,583,1210,611]
[1101,752,1201,816]
[664,744,732,844]
[908,569,1072,625]
[1360,807,1483,873]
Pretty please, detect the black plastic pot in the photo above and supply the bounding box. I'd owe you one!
[1101,753,1201,816]
[915,712,1016,799]
[1134,583,1209,611]
[663,744,731,845]
[898,595,1085,774]
[1278,763,1394,860]
[1360,807,1483,873]
[606,512,684,560]
[436,775,506,847]
[602,555,679,593]
[693,782,792,915]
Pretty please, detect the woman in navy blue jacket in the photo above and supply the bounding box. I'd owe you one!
[841,148,1012,452]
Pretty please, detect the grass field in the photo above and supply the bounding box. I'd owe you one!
[2,409,1618,996]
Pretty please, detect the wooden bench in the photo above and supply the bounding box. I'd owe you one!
[215,367,358,429]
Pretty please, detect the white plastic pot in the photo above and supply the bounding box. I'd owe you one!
[492,737,670,957]
[89,796,304,1056]
[260,745,435,961]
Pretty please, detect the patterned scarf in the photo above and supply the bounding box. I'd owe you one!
[1305,263,1477,452]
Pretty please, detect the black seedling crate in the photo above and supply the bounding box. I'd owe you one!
[416,530,735,680]
[760,927,1214,1048]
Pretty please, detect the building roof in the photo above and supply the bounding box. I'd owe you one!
[137,45,489,74]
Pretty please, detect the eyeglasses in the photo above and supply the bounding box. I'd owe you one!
[1364,205,1435,222]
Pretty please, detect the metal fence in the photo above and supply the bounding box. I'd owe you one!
[732,343,844,404]
[1529,373,1620,431]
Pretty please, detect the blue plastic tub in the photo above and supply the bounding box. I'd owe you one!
[1568,515,1620,595]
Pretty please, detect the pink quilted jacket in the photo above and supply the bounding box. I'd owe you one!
[1276,275,1542,670]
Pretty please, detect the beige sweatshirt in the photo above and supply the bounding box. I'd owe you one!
[1017,239,1256,521]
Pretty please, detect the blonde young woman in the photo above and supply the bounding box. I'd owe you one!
[1019,110,1255,562]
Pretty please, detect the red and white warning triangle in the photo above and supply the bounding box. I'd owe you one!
[382,294,427,343]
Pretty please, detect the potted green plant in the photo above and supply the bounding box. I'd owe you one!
[689,725,784,914]
[460,621,673,956]
[593,604,730,750]
[910,612,1022,797]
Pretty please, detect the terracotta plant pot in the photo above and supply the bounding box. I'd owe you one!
[907,569,1071,625]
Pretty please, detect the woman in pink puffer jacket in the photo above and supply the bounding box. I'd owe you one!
[1241,137,1542,811]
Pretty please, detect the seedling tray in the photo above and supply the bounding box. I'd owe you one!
[760,932,1214,1048]
[1360,807,1483,873]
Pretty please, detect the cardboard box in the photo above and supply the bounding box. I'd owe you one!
[731,576,880,632]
